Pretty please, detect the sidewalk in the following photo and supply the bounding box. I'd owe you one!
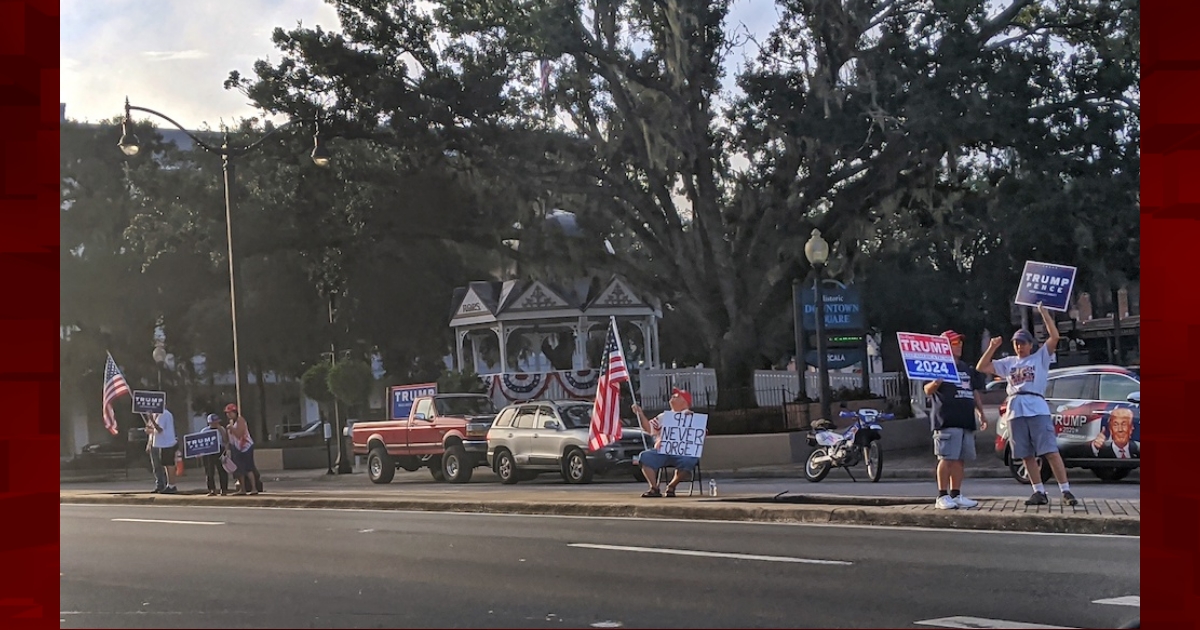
[60,464,1139,537]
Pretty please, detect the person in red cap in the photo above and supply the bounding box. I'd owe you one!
[922,330,988,510]
[630,388,700,497]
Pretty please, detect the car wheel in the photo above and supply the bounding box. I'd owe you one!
[562,448,593,484]
[494,449,519,485]
[428,456,445,482]
[1010,454,1053,484]
[367,447,394,484]
[442,445,474,484]
[632,469,647,483]
[1092,467,1132,482]
[805,448,831,482]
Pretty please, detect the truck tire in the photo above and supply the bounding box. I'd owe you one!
[561,448,593,484]
[494,449,519,484]
[442,444,474,484]
[428,455,445,482]
[368,447,395,484]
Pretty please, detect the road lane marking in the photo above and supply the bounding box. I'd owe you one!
[915,616,1076,629]
[1092,595,1139,607]
[66,504,1137,539]
[110,518,224,525]
[568,543,851,565]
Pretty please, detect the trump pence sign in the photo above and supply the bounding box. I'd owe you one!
[1014,261,1076,312]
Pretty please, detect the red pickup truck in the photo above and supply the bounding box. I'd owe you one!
[351,393,497,484]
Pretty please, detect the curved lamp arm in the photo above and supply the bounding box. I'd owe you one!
[122,97,327,161]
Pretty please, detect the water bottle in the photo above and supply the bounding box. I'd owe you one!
[709,478,717,497]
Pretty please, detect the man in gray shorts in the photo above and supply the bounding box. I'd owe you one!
[978,302,1078,506]
[924,330,988,509]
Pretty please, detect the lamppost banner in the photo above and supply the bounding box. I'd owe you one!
[1015,260,1077,312]
[897,333,961,384]
[131,390,166,414]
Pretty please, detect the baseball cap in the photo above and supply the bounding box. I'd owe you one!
[1012,329,1035,344]
[671,388,693,408]
[224,403,239,413]
[941,330,964,344]
[206,413,220,423]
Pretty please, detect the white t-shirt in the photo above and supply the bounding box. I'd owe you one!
[991,345,1053,419]
[151,409,178,448]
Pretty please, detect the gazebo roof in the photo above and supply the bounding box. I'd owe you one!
[450,275,661,327]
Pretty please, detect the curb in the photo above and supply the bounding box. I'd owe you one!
[60,493,1138,536]
[710,468,1018,480]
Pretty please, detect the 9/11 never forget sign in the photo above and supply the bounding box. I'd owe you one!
[897,333,960,384]
[1014,260,1076,312]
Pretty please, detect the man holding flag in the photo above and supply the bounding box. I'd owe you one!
[632,389,698,498]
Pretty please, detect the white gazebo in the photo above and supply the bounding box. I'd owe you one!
[449,276,663,406]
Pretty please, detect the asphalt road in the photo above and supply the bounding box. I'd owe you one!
[61,504,1140,629]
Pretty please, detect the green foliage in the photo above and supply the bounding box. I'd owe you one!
[327,359,374,407]
[436,370,487,394]
[301,363,334,404]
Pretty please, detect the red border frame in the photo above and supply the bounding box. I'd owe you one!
[14,0,1186,627]
[1,1,59,627]
[1143,2,1199,627]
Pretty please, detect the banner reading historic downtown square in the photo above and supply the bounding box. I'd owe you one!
[896,332,961,384]
[1014,260,1077,312]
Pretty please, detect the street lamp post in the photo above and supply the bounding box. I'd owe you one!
[120,98,331,430]
[804,229,832,422]
[152,342,167,389]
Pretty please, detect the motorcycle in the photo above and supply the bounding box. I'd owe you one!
[804,408,893,482]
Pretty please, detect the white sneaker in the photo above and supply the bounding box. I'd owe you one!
[935,495,958,510]
[953,495,979,508]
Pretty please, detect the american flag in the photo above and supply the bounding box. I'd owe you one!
[102,352,130,436]
[588,318,629,451]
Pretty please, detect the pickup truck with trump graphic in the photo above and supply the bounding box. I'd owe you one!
[994,365,1139,483]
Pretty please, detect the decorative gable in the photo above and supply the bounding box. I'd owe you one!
[592,278,644,307]
[453,287,493,320]
[508,281,571,311]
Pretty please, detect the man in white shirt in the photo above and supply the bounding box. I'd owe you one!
[146,408,179,494]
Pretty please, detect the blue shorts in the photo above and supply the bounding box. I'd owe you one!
[1009,414,1059,459]
[636,450,699,472]
[230,445,258,475]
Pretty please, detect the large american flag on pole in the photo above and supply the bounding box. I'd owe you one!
[102,352,130,436]
[588,317,629,451]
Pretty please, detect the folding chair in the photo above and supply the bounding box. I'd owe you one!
[656,461,703,496]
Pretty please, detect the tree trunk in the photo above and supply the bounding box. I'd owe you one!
[711,318,760,411]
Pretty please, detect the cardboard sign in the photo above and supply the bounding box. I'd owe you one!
[897,333,961,384]
[656,412,708,459]
[183,429,222,459]
[131,390,166,414]
[390,383,438,420]
[1015,261,1076,312]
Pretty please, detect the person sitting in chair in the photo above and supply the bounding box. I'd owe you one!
[631,388,700,498]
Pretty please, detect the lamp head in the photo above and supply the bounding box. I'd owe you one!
[119,97,141,156]
[804,228,829,266]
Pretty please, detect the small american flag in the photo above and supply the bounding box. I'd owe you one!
[102,352,130,436]
[588,318,629,451]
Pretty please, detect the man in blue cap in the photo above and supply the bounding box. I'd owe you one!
[977,302,1077,506]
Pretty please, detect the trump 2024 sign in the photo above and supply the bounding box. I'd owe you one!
[1015,261,1077,312]
[897,333,960,384]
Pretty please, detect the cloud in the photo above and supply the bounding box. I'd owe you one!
[142,50,210,61]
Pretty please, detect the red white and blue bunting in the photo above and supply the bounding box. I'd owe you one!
[487,370,601,403]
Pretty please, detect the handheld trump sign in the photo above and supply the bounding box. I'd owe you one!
[183,429,222,459]
[131,390,166,414]
[897,333,961,384]
[1015,261,1076,312]
[390,383,438,420]
[657,412,708,459]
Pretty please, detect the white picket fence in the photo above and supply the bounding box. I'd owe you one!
[639,368,927,410]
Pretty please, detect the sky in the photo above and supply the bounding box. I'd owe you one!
[60,0,780,128]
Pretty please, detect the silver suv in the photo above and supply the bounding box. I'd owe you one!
[486,400,651,484]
